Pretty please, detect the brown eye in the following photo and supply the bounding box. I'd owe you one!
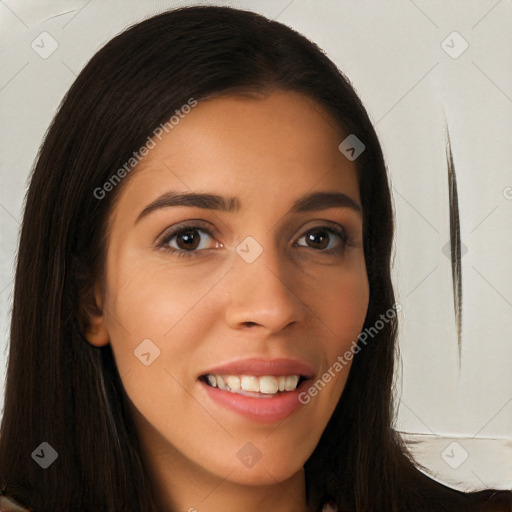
[174,229,202,251]
[304,228,330,250]
[159,224,217,258]
[295,226,347,252]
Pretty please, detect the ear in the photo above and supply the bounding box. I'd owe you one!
[82,282,110,347]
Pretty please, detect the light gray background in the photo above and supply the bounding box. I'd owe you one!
[1,0,511,491]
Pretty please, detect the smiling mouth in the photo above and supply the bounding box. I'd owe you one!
[199,374,308,398]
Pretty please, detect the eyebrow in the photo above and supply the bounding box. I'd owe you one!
[135,190,362,224]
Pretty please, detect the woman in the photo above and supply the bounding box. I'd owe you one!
[0,5,509,512]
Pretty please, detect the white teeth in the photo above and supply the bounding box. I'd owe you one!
[259,376,279,394]
[225,375,241,392]
[240,375,259,392]
[204,374,302,395]
[285,375,299,391]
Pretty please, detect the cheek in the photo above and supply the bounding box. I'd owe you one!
[312,262,369,341]
[101,262,215,432]
[301,262,368,401]
[105,254,219,340]
[100,259,197,387]
[337,274,369,334]
[101,254,232,409]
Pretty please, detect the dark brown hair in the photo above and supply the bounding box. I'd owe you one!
[0,5,509,512]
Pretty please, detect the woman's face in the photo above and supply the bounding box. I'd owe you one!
[86,90,369,492]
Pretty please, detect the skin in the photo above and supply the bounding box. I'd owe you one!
[85,89,369,512]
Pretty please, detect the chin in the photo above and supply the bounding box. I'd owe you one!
[223,464,303,487]
[205,446,307,487]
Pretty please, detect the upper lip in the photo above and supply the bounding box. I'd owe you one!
[199,358,316,379]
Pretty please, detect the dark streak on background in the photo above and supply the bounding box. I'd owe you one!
[446,128,463,366]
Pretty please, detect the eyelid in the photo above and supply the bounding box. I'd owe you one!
[300,220,347,237]
[156,219,347,243]
[155,219,217,245]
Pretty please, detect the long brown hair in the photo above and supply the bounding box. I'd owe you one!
[0,6,508,512]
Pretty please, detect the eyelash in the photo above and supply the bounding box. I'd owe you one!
[157,222,350,259]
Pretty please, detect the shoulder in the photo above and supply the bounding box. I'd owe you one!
[0,495,31,512]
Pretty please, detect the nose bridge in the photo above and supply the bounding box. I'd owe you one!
[224,233,305,331]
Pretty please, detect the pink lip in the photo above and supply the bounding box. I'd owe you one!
[199,357,316,379]
[199,378,311,423]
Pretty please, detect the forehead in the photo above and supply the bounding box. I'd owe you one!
[115,89,360,215]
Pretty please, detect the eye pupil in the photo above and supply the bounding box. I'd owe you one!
[177,229,200,250]
[307,229,329,250]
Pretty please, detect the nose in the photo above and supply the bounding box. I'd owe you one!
[223,239,307,334]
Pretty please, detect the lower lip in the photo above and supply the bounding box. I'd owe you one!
[199,379,310,423]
